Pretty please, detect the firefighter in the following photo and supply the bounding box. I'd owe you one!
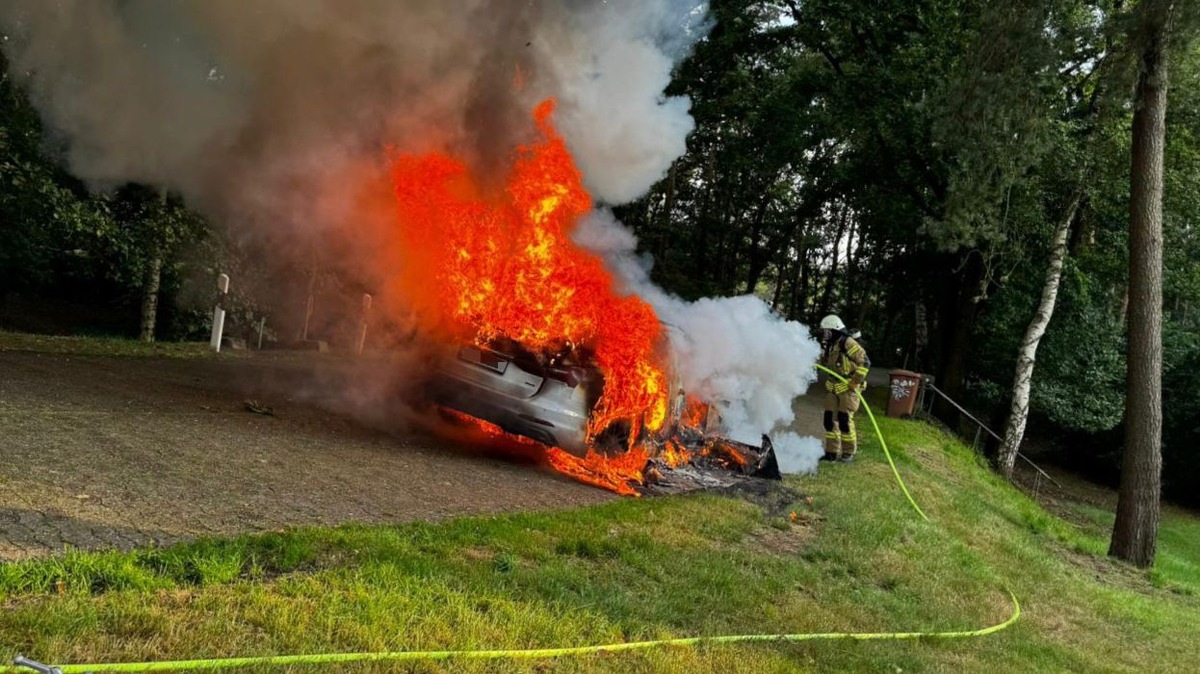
[818,314,870,462]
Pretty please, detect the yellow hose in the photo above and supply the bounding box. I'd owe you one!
[2,366,959,674]
[814,364,929,521]
[2,591,1018,672]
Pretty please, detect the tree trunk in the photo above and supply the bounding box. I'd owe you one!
[787,240,807,320]
[998,192,1083,479]
[913,300,929,370]
[139,249,162,343]
[744,192,773,293]
[818,206,849,317]
[1110,1,1171,569]
[693,157,716,288]
[798,246,812,320]
[843,219,858,293]
[657,161,677,262]
[771,246,790,311]
[933,251,985,421]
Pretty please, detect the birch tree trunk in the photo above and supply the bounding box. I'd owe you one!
[1110,0,1172,569]
[139,249,162,343]
[997,192,1082,480]
[138,191,169,343]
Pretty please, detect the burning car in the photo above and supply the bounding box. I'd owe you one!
[428,340,599,457]
[428,337,782,495]
[392,100,779,494]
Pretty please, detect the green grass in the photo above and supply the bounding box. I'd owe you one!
[1,419,1197,673]
[1060,500,1200,595]
[0,330,224,358]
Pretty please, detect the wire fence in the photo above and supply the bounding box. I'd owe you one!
[912,376,1061,498]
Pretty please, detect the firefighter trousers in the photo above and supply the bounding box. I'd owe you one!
[823,390,861,457]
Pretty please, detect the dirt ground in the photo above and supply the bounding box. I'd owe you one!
[0,349,616,560]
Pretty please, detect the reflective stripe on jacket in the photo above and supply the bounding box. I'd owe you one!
[822,335,870,391]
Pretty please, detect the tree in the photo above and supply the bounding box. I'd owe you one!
[108,185,205,342]
[1109,0,1175,568]
[995,1,1130,480]
[997,191,1082,479]
[139,191,167,342]
[1,48,117,303]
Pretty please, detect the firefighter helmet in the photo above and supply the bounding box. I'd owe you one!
[819,314,846,331]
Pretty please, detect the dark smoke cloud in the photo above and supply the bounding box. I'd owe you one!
[0,0,711,341]
[1,0,827,469]
[0,0,705,223]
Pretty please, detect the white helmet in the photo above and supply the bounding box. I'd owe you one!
[819,314,846,331]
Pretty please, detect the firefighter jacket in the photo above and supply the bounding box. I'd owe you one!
[822,334,870,392]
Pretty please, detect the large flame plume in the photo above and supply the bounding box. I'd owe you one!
[383,100,775,495]
[388,100,668,460]
[0,1,824,488]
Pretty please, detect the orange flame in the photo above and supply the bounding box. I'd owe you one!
[660,438,693,469]
[681,396,709,429]
[387,100,669,486]
[546,446,648,497]
[444,407,647,497]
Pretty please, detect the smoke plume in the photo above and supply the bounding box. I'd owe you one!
[2,1,824,471]
[772,433,825,475]
[574,210,823,473]
[0,1,704,216]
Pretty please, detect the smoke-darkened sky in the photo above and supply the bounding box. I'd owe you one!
[0,0,707,218]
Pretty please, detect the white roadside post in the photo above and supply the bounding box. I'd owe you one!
[300,265,316,342]
[210,273,230,352]
[357,293,372,355]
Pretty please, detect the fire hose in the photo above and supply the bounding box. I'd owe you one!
[5,367,1002,673]
[813,363,929,522]
[4,591,1018,673]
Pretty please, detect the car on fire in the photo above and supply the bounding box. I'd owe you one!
[428,337,783,486]
[427,340,603,457]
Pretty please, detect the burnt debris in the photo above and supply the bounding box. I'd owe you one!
[640,434,782,495]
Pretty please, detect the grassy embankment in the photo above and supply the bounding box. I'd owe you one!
[0,410,1197,671]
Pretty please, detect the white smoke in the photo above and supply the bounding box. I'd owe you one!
[773,433,825,475]
[575,210,823,473]
[537,1,706,204]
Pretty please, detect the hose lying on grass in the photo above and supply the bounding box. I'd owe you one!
[5,365,973,674]
[5,591,1018,673]
[813,363,929,522]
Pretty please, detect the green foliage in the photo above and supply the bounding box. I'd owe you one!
[966,30,1200,499]
[620,0,1137,374]
[0,58,114,293]
[924,1,1070,251]
[103,184,208,286]
[1162,324,1200,500]
[2,48,219,339]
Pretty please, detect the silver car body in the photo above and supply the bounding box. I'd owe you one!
[429,344,596,456]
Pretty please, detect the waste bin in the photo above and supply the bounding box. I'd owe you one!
[887,370,923,418]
